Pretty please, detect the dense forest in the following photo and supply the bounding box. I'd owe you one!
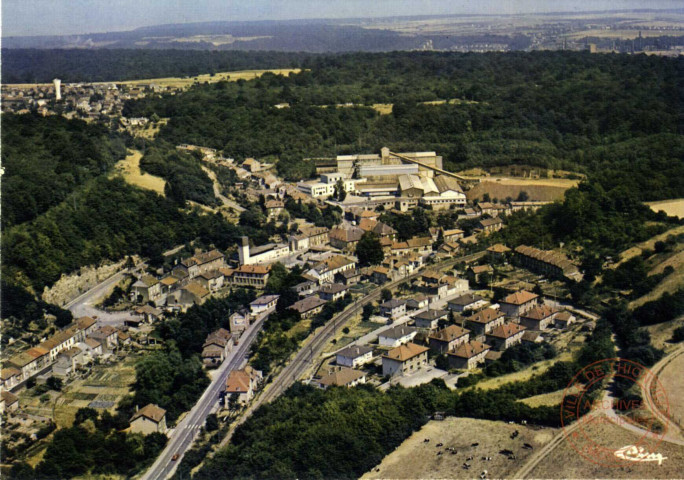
[1,113,127,228]
[123,51,683,197]
[1,49,309,83]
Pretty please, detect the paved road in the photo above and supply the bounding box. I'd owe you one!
[201,165,246,213]
[219,250,486,448]
[66,267,138,326]
[141,312,268,480]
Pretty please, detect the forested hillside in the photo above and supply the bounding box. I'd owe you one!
[123,51,683,200]
[2,113,127,228]
[1,49,309,83]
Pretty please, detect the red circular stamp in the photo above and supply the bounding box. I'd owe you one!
[560,358,670,467]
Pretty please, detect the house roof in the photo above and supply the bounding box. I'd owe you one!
[555,311,574,322]
[319,283,349,294]
[358,218,378,232]
[380,299,406,309]
[521,305,558,321]
[39,328,78,351]
[407,294,428,305]
[225,369,255,393]
[479,217,504,227]
[336,345,373,359]
[183,282,211,299]
[323,255,356,271]
[501,290,539,306]
[84,337,102,349]
[514,245,580,276]
[318,367,366,387]
[372,266,390,275]
[289,296,327,314]
[449,293,485,306]
[443,228,464,237]
[251,295,280,306]
[407,237,432,248]
[383,342,429,362]
[487,322,526,339]
[422,271,443,281]
[59,347,82,359]
[429,325,470,342]
[1,367,21,380]
[1,390,19,406]
[373,222,397,236]
[358,210,379,219]
[76,316,97,330]
[470,308,505,325]
[235,264,271,275]
[471,265,494,274]
[522,331,544,343]
[199,270,224,280]
[329,226,365,243]
[160,276,179,286]
[265,200,284,209]
[9,352,38,368]
[139,274,159,287]
[450,340,490,359]
[27,347,49,358]
[130,403,166,423]
[414,309,448,321]
[380,325,416,340]
[487,244,511,254]
[135,305,162,316]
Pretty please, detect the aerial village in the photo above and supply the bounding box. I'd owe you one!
[0,134,595,460]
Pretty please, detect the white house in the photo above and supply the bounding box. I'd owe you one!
[378,325,417,348]
[250,295,280,316]
[336,345,374,368]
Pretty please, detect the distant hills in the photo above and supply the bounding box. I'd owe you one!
[2,17,530,52]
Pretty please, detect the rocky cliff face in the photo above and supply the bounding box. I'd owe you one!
[41,256,139,306]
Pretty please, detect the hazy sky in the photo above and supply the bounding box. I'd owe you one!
[3,0,682,37]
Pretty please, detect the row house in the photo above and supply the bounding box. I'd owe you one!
[520,305,559,330]
[485,323,526,351]
[176,249,226,279]
[229,264,271,288]
[499,290,539,319]
[315,367,366,389]
[250,295,280,316]
[225,366,263,404]
[428,325,470,354]
[318,283,349,302]
[336,345,374,368]
[378,325,417,348]
[478,217,505,234]
[289,296,327,318]
[202,328,234,368]
[382,343,429,377]
[379,299,407,321]
[413,309,448,330]
[448,293,488,313]
[307,255,356,284]
[467,308,506,336]
[448,340,491,370]
[514,245,582,281]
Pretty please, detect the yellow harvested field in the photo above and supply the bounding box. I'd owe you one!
[371,103,393,115]
[528,415,684,478]
[362,417,556,480]
[466,177,578,202]
[646,199,684,219]
[565,29,684,39]
[6,68,301,89]
[520,389,567,408]
[113,150,166,195]
[658,350,684,432]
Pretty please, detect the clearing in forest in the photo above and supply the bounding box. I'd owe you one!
[362,417,556,480]
[113,150,166,195]
[646,199,684,219]
[466,177,579,202]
